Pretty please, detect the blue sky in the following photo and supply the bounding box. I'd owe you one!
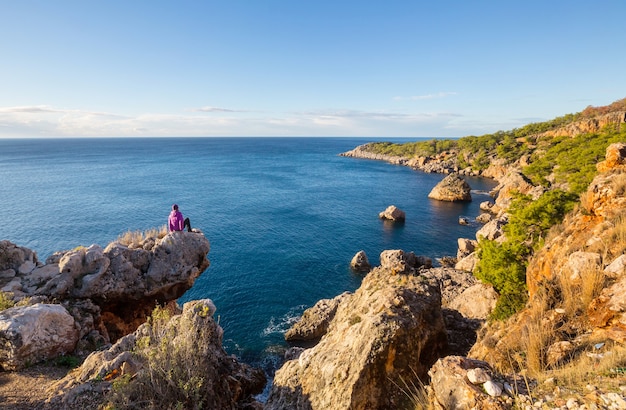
[1,1,624,138]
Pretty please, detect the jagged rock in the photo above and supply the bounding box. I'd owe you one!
[597,142,626,172]
[379,249,431,274]
[349,250,371,272]
[605,254,626,277]
[48,299,265,409]
[428,356,509,409]
[490,171,540,211]
[476,213,493,224]
[0,231,210,369]
[0,303,79,370]
[448,284,498,320]
[378,205,406,221]
[455,253,478,272]
[428,173,472,202]
[588,273,626,343]
[476,216,508,242]
[457,238,478,260]
[563,251,601,281]
[459,217,470,225]
[266,263,448,410]
[285,292,352,343]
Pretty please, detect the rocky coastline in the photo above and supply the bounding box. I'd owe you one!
[1,134,626,407]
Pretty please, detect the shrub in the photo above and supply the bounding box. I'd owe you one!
[116,225,168,246]
[0,292,15,311]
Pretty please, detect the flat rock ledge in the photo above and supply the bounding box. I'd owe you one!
[428,173,472,202]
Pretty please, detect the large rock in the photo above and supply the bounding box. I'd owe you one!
[0,303,79,370]
[0,231,211,361]
[349,250,371,272]
[378,205,406,221]
[266,263,448,410]
[428,173,472,202]
[47,299,266,409]
[428,356,514,409]
[285,292,352,343]
[597,142,626,173]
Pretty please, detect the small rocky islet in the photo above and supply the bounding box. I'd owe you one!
[1,104,626,409]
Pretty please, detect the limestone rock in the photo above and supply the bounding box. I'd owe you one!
[349,250,371,272]
[563,251,601,281]
[588,273,626,343]
[379,249,431,274]
[457,238,478,260]
[0,303,79,370]
[266,264,448,410]
[48,299,265,409]
[476,216,508,242]
[428,173,472,202]
[428,356,509,410]
[285,292,352,343]
[597,142,626,172]
[378,205,406,221]
[476,213,493,224]
[454,253,478,272]
[448,284,498,320]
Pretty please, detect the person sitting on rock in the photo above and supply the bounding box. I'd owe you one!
[168,204,192,232]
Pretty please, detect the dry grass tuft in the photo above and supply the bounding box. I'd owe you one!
[116,225,168,246]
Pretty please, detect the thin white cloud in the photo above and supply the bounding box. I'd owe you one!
[0,104,479,138]
[393,92,458,101]
[189,106,248,113]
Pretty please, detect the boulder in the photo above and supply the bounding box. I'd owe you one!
[266,262,448,410]
[428,356,513,410]
[457,238,478,260]
[454,253,478,272]
[448,284,498,320]
[428,173,472,202]
[47,299,266,409]
[379,249,431,274]
[476,213,493,224]
[596,142,626,173]
[0,303,79,370]
[588,273,626,343]
[285,292,352,343]
[378,205,406,221]
[349,250,371,272]
[476,216,508,242]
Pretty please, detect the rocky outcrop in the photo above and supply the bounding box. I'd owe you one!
[378,205,406,221]
[0,231,210,368]
[266,253,448,410]
[538,111,625,138]
[596,142,626,173]
[428,173,472,202]
[284,292,352,343]
[349,250,371,272]
[0,303,80,370]
[47,299,265,409]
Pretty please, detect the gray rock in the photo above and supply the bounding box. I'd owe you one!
[428,173,472,202]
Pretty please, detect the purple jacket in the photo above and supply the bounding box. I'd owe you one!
[169,210,184,231]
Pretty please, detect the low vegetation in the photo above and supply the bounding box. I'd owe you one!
[116,225,168,246]
[106,304,211,410]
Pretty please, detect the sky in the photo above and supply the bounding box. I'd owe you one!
[0,1,625,138]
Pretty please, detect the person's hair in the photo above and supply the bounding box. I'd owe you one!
[172,204,179,211]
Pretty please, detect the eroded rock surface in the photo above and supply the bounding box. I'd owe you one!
[428,173,472,202]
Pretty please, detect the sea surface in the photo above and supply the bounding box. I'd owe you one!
[0,137,496,381]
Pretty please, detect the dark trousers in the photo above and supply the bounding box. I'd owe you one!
[184,218,192,232]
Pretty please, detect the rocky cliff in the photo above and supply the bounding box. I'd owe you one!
[0,230,210,370]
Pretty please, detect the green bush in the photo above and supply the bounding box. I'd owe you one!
[476,190,578,319]
[0,292,15,311]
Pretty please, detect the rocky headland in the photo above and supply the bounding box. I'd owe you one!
[1,102,626,409]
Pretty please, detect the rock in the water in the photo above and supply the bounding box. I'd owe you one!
[0,303,79,370]
[378,205,406,221]
[428,173,472,202]
[349,250,371,272]
[266,263,447,410]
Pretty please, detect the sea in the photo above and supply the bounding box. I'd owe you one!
[0,137,496,386]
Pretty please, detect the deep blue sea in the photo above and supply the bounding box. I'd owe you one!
[0,137,495,380]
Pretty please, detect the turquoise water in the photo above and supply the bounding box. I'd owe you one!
[0,137,495,374]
